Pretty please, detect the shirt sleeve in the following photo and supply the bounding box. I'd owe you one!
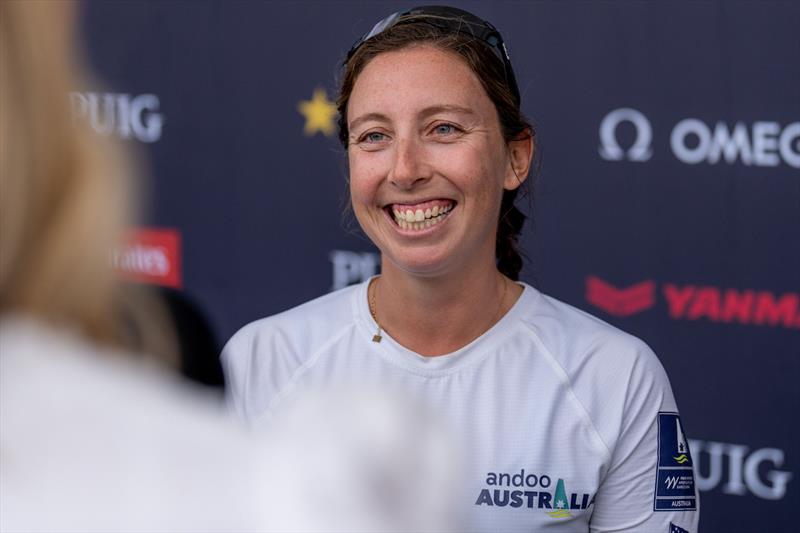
[220,325,253,421]
[220,317,320,426]
[589,343,699,533]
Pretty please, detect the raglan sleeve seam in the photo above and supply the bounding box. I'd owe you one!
[518,321,614,463]
[251,322,358,426]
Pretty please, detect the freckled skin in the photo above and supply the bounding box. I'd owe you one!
[347,45,522,278]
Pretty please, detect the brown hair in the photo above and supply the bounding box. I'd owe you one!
[336,22,534,280]
[0,1,176,362]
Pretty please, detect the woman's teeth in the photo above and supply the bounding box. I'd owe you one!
[392,204,453,230]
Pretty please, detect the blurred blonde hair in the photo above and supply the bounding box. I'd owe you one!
[0,1,176,362]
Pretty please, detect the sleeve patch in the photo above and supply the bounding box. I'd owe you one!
[670,522,690,533]
[654,412,697,512]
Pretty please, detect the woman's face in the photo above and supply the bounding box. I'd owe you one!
[347,45,524,277]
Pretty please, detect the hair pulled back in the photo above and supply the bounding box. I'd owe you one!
[337,22,533,280]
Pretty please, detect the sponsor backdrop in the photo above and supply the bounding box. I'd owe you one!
[79,2,798,531]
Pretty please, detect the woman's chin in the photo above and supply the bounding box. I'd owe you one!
[382,248,458,278]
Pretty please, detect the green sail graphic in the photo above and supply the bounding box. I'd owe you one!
[547,478,573,518]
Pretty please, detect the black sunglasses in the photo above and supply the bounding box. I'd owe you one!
[345,5,521,105]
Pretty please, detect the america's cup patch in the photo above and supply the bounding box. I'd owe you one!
[654,412,697,511]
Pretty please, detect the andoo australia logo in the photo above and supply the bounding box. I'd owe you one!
[474,470,595,519]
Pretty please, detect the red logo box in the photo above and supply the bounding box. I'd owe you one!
[111,228,182,288]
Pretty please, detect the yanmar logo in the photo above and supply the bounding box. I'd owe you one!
[586,276,800,329]
[586,277,656,317]
[111,228,181,288]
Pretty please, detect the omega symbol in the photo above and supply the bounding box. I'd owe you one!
[599,108,653,162]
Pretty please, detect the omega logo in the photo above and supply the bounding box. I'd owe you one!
[598,108,653,162]
[70,92,164,143]
[599,108,800,169]
[671,119,800,168]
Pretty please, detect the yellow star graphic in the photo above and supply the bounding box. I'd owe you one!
[298,88,337,137]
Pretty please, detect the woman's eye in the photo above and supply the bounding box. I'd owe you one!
[362,132,387,143]
[433,123,459,135]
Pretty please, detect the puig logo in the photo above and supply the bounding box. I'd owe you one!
[329,250,380,291]
[689,439,793,500]
[70,92,164,143]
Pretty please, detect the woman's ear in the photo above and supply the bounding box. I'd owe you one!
[504,131,533,190]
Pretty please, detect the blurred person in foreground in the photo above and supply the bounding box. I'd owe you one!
[0,2,267,529]
[0,2,457,531]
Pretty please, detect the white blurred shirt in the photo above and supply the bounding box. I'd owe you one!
[1,315,458,532]
[0,316,273,532]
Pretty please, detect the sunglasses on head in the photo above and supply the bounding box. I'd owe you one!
[345,5,521,105]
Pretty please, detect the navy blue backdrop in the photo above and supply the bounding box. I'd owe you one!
[79,2,799,531]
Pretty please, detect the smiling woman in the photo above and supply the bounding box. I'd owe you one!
[222,6,700,532]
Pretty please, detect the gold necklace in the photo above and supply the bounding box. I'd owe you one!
[367,275,509,344]
[368,277,383,342]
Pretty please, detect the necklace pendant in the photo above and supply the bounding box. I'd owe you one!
[368,279,383,343]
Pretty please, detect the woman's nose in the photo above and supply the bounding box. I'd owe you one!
[388,137,431,189]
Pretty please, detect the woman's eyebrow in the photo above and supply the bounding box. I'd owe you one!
[419,105,477,120]
[349,106,478,132]
[349,112,391,132]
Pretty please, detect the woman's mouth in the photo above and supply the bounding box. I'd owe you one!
[386,200,455,231]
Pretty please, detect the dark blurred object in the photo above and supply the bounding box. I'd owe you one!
[160,287,224,389]
[118,283,224,390]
